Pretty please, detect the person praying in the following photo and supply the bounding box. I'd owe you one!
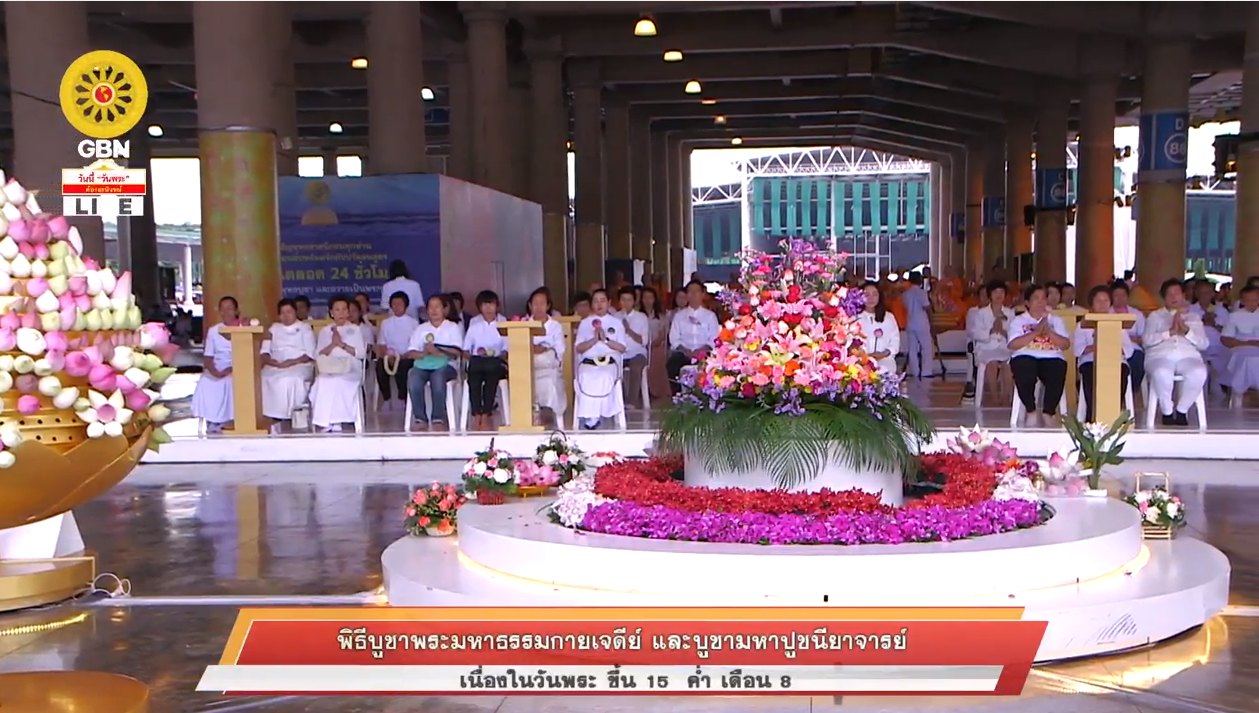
[1144,279,1209,427]
[310,295,367,433]
[260,298,316,434]
[573,288,627,430]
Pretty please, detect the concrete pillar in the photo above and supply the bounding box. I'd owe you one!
[929,162,943,271]
[630,115,654,265]
[681,147,694,251]
[525,37,569,308]
[181,243,195,303]
[270,4,298,176]
[194,1,282,327]
[604,101,633,260]
[322,148,339,178]
[1135,39,1191,284]
[571,62,606,291]
[1034,92,1070,282]
[651,131,673,283]
[949,153,967,270]
[461,3,511,192]
[446,47,472,181]
[667,136,684,255]
[1237,8,1259,284]
[1076,74,1117,291]
[507,69,533,197]
[982,132,1007,275]
[1005,112,1035,264]
[965,144,986,279]
[5,1,105,263]
[124,129,160,311]
[367,1,428,175]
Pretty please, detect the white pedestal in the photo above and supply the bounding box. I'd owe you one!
[0,514,86,560]
[684,452,904,506]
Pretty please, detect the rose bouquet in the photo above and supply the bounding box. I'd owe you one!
[658,239,932,489]
[1124,487,1185,529]
[461,439,517,504]
[405,482,468,536]
[534,432,589,484]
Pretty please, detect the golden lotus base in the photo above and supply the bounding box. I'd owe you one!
[0,554,94,613]
[515,485,554,498]
[0,671,148,713]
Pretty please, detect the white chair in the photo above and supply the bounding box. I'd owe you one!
[403,366,463,433]
[1075,375,1136,421]
[973,351,1009,409]
[625,358,651,411]
[1143,373,1207,431]
[1010,382,1068,428]
[572,355,629,431]
[303,357,367,435]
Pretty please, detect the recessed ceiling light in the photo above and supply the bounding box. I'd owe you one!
[329,122,344,134]
[663,50,683,62]
[421,86,435,101]
[700,98,717,105]
[714,115,727,125]
[634,17,657,37]
[351,57,368,70]
[147,124,163,138]
[731,137,743,146]
[684,80,702,95]
[566,141,573,150]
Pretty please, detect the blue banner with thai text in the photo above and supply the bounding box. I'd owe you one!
[982,196,1006,228]
[1033,167,1070,210]
[277,174,441,306]
[1137,110,1189,173]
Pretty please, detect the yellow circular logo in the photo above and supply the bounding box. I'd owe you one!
[59,50,149,140]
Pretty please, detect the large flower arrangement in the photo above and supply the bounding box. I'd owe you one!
[658,240,932,488]
[461,440,517,504]
[0,175,178,467]
[552,429,1048,546]
[404,482,467,536]
[533,432,589,484]
[1124,487,1185,529]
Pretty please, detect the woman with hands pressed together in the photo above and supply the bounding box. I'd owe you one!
[310,295,367,433]
[573,288,627,430]
[1006,284,1071,428]
[259,298,317,434]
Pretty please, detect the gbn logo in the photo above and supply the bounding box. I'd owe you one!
[77,139,131,160]
[63,195,144,217]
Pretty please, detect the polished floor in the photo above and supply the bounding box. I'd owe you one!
[1,460,1257,712]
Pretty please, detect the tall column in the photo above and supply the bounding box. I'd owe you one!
[526,36,569,308]
[571,61,606,291]
[194,2,282,327]
[182,244,195,303]
[270,4,298,176]
[667,135,684,256]
[1237,8,1259,283]
[446,47,472,181]
[125,128,160,311]
[630,114,654,265]
[1135,39,1191,284]
[604,101,633,260]
[1076,74,1117,291]
[322,148,339,178]
[949,152,967,270]
[1034,92,1070,282]
[982,132,1007,275]
[5,1,104,262]
[681,146,694,251]
[929,162,943,270]
[461,3,511,192]
[367,1,428,175]
[965,144,986,279]
[1005,111,1035,263]
[507,68,533,197]
[651,131,673,283]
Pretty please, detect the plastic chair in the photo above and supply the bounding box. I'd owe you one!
[973,352,1009,409]
[403,366,463,433]
[572,355,629,431]
[1075,374,1135,421]
[1010,382,1068,428]
[625,358,651,411]
[1143,373,1207,431]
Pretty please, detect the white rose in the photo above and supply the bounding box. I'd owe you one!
[473,461,487,475]
[541,450,558,465]
[1144,508,1159,523]
[492,467,511,484]
[1165,502,1180,518]
[1134,491,1150,503]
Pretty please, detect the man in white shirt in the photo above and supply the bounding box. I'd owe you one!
[1144,279,1209,427]
[1222,285,1259,401]
[902,272,934,378]
[666,280,721,395]
[616,286,650,408]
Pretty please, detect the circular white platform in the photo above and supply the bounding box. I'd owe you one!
[684,452,903,506]
[382,497,1231,662]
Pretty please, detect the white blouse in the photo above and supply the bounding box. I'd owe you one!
[857,311,900,358]
[463,316,508,355]
[1073,323,1136,365]
[576,313,626,361]
[377,314,419,354]
[261,322,316,362]
[1007,312,1069,360]
[967,305,1016,351]
[1144,308,1209,359]
[533,317,566,362]
[203,323,233,371]
[408,319,465,352]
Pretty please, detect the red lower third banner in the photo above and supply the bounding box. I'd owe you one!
[199,607,1045,696]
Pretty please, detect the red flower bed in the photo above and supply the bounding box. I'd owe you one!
[593,453,998,515]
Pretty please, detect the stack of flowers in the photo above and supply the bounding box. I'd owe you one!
[460,440,516,504]
[659,239,931,489]
[404,482,467,537]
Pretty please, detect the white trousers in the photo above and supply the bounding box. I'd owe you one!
[906,325,934,377]
[1146,356,1208,415]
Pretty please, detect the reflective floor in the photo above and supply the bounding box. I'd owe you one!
[1,460,1257,712]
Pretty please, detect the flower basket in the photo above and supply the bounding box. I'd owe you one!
[425,522,456,537]
[477,488,507,505]
[1124,472,1185,539]
[534,432,590,485]
[1141,522,1177,540]
[461,438,517,502]
[403,481,467,536]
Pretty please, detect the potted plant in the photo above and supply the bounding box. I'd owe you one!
[461,439,517,505]
[1062,411,1131,497]
[534,432,590,485]
[405,482,467,537]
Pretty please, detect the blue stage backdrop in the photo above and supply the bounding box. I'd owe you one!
[278,175,441,306]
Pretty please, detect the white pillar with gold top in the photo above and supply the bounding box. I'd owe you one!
[498,321,544,433]
[1081,312,1136,425]
[220,325,266,434]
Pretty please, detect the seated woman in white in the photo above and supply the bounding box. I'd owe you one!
[1144,279,1209,427]
[856,281,900,374]
[405,294,464,430]
[1006,284,1071,428]
[573,288,627,430]
[1222,285,1259,399]
[1074,285,1134,422]
[526,287,567,427]
[310,296,368,433]
[191,296,241,434]
[968,280,1016,399]
[1187,279,1229,389]
[260,298,317,434]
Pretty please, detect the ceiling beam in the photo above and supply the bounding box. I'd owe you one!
[663,116,972,147]
[677,123,961,154]
[643,99,990,135]
[921,2,1243,38]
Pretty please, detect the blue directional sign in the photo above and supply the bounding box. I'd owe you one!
[1137,110,1189,173]
[982,196,1006,228]
[1034,167,1069,210]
